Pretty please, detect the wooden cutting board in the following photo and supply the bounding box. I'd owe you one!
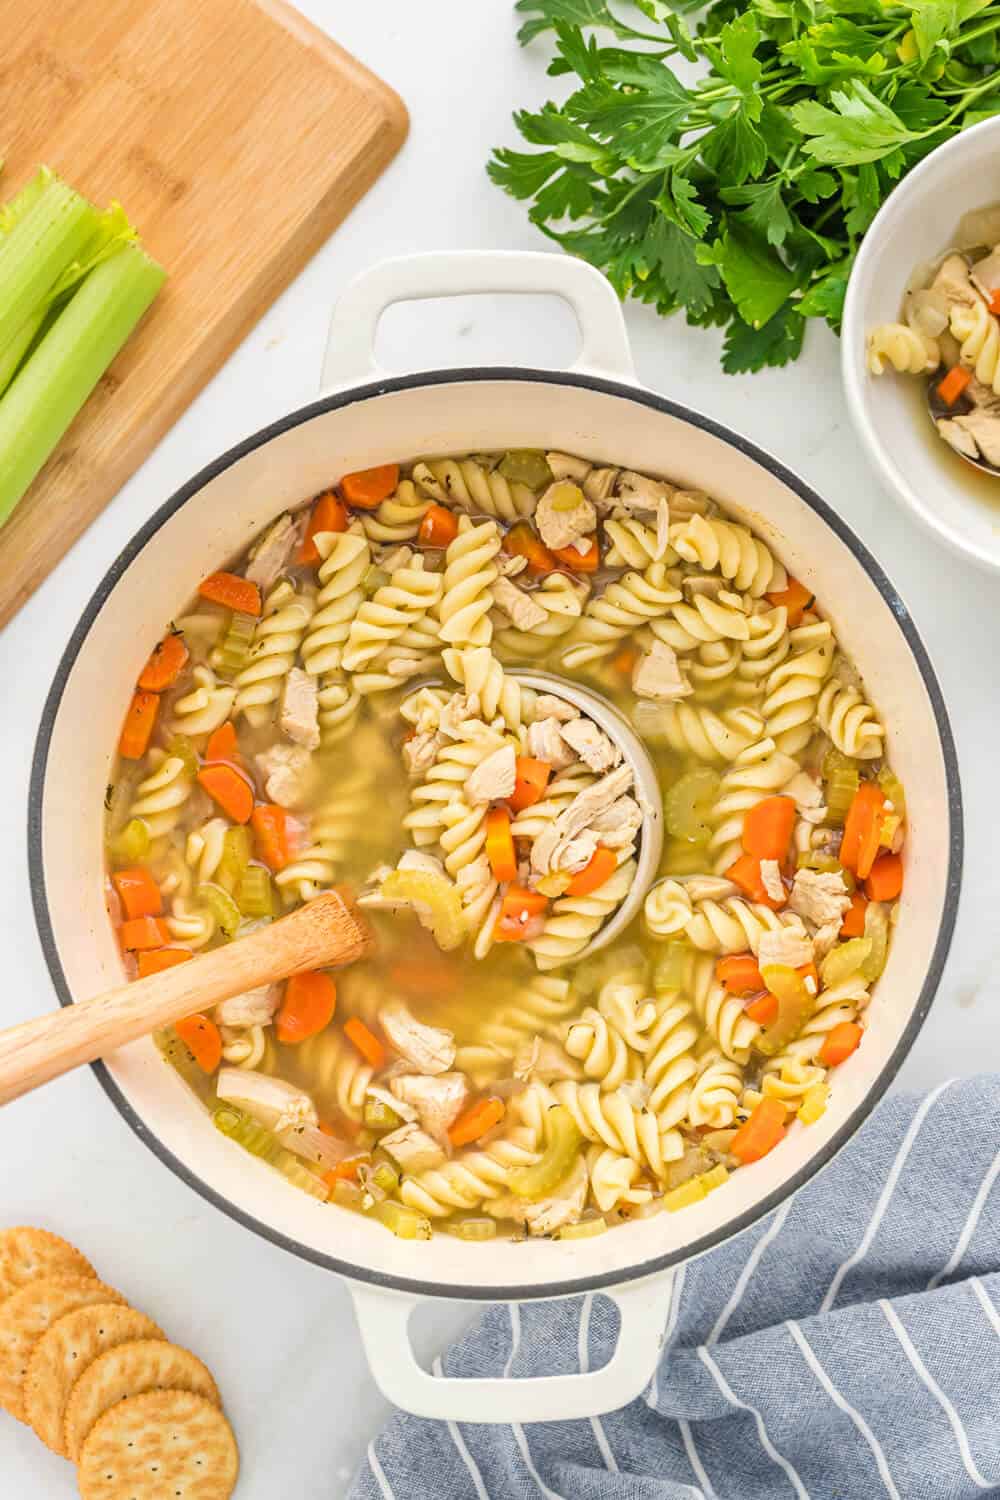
[0,0,407,628]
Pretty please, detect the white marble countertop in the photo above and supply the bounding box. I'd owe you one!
[0,2,993,1494]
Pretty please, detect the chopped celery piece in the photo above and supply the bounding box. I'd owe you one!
[380,867,464,951]
[498,449,552,489]
[0,245,164,528]
[235,865,274,919]
[371,1160,400,1195]
[877,766,906,817]
[861,902,889,981]
[822,747,857,778]
[212,611,256,679]
[364,1097,402,1131]
[165,734,199,778]
[665,768,720,843]
[664,1177,706,1212]
[652,941,692,992]
[364,564,390,593]
[213,1104,281,1162]
[795,851,855,892]
[441,1216,498,1241]
[0,173,99,358]
[198,882,241,940]
[798,1083,829,1125]
[216,826,252,894]
[332,1178,365,1211]
[699,1163,729,1193]
[536,870,571,898]
[558,1215,608,1240]
[275,1152,329,1200]
[372,1199,433,1240]
[879,812,902,848]
[757,965,815,1056]
[825,766,860,825]
[109,817,150,863]
[547,480,586,512]
[508,1105,582,1201]
[155,1028,204,1091]
[820,938,873,989]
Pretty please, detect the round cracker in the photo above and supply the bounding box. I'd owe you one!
[65,1340,220,1462]
[25,1304,162,1455]
[78,1389,238,1500]
[0,1275,124,1422]
[0,1228,96,1303]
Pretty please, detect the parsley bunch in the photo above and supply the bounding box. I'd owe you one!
[488,0,1000,371]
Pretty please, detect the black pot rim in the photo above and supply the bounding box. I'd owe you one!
[29,367,964,1302]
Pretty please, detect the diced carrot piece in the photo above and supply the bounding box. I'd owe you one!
[840,892,868,938]
[990,291,1000,317]
[725,853,784,909]
[818,1020,864,1068]
[197,764,254,824]
[765,576,815,628]
[716,954,765,995]
[418,504,459,548]
[118,690,160,760]
[322,1155,370,1188]
[744,993,779,1024]
[484,807,517,883]
[502,521,557,576]
[340,463,400,509]
[137,947,192,977]
[198,571,262,617]
[120,916,171,951]
[299,491,349,564]
[137,632,189,692]
[344,1017,386,1069]
[276,971,337,1045]
[841,781,885,880]
[551,537,599,573]
[205,721,240,765]
[937,365,972,407]
[730,1098,788,1164]
[175,1013,222,1074]
[565,845,617,897]
[742,795,796,861]
[449,1097,506,1148]
[611,644,639,677]
[251,804,291,871]
[865,852,903,902]
[508,757,552,812]
[494,885,549,942]
[111,868,163,921]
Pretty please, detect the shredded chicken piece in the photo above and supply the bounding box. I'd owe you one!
[380,1003,456,1075]
[615,469,673,513]
[215,985,279,1028]
[513,1037,582,1082]
[632,640,691,701]
[546,451,591,484]
[490,1157,589,1235]
[493,575,548,631]
[535,482,597,551]
[559,717,621,773]
[216,1070,317,1132]
[255,743,315,808]
[280,668,320,750]
[955,408,1000,468]
[937,419,981,461]
[931,253,980,313]
[534,694,579,723]
[812,920,842,962]
[378,544,415,573]
[787,869,851,929]
[527,717,575,770]
[757,926,814,971]
[390,1072,469,1143]
[555,763,634,842]
[246,513,299,591]
[497,553,529,578]
[366,1084,417,1123]
[588,795,642,850]
[437,694,481,741]
[379,1123,446,1173]
[583,467,619,507]
[465,743,517,804]
[403,729,443,777]
[760,859,785,904]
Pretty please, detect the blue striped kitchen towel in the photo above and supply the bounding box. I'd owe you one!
[350,1074,1000,1499]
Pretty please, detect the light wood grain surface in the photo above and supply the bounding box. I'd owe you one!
[0,890,372,1105]
[0,0,408,627]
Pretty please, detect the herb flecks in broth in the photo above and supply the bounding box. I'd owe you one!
[106,452,904,1241]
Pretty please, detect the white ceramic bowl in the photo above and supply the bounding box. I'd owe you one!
[31,252,962,1424]
[843,116,1000,571]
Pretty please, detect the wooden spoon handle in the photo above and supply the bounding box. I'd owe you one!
[0,890,371,1107]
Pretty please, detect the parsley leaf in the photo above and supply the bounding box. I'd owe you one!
[709,225,799,327]
[721,179,795,246]
[722,301,806,372]
[792,83,921,165]
[514,0,632,44]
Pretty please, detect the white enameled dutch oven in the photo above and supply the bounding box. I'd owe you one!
[30,252,962,1424]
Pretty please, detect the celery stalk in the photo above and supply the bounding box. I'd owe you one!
[0,308,44,400]
[0,245,164,526]
[0,174,100,356]
[0,166,54,236]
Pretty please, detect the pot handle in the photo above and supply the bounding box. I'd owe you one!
[347,1272,675,1424]
[320,250,636,393]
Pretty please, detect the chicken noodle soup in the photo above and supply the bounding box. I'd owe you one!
[105,450,904,1240]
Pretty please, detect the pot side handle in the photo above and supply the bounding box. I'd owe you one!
[320,250,636,393]
[348,1272,675,1424]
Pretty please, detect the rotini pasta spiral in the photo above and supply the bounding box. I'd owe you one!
[399,1124,541,1217]
[672,513,783,597]
[342,556,443,672]
[166,894,216,949]
[761,975,869,1100]
[644,879,797,955]
[297,1028,373,1122]
[185,817,228,885]
[274,764,378,906]
[494,573,589,661]
[317,676,362,745]
[562,564,681,670]
[509,765,595,842]
[644,702,765,763]
[403,728,507,847]
[708,736,800,872]
[442,645,530,737]
[233,580,314,725]
[650,588,752,651]
[169,666,236,739]
[412,456,538,522]
[357,479,433,542]
[738,605,790,687]
[129,753,193,840]
[761,620,835,756]
[563,1005,637,1088]
[687,952,760,1063]
[866,321,939,375]
[816,676,884,760]
[544,1079,683,1177]
[300,528,371,677]
[529,858,636,971]
[437,517,501,648]
[687,1047,743,1128]
[686,639,753,705]
[603,516,672,569]
[220,1024,267,1070]
[642,989,700,1130]
[950,299,1000,394]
